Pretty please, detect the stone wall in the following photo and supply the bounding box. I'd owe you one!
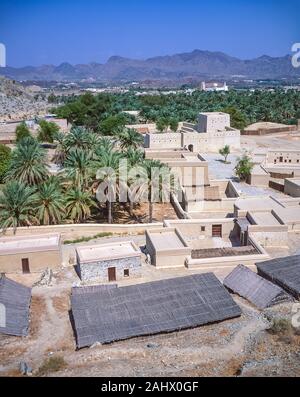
[79,256,142,283]
[249,231,288,248]
[1,223,164,240]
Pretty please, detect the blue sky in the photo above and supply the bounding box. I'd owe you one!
[0,0,299,67]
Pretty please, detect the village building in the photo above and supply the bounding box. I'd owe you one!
[76,241,142,283]
[200,81,228,92]
[145,227,191,268]
[284,178,300,197]
[145,112,240,153]
[0,234,62,274]
[242,121,297,136]
[145,148,240,218]
[145,219,268,270]
[248,149,300,190]
[0,117,70,144]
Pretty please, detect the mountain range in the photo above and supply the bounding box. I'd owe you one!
[1,50,299,82]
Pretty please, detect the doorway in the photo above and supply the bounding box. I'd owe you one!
[22,258,30,274]
[108,267,116,282]
[212,225,222,238]
[188,144,194,152]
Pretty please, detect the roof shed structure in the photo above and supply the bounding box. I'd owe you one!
[0,276,31,336]
[145,228,191,268]
[71,273,241,348]
[256,255,300,299]
[76,241,142,283]
[0,233,62,274]
[223,265,292,309]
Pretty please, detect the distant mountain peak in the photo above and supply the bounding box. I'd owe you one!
[1,49,299,82]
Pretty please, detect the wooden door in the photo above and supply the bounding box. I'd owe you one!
[212,225,222,238]
[108,267,116,282]
[22,258,30,274]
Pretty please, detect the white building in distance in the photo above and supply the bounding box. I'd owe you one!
[200,82,228,92]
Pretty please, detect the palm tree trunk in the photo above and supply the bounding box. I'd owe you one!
[107,200,113,224]
[149,201,153,223]
[129,199,134,216]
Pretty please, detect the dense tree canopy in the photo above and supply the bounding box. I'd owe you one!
[53,89,300,134]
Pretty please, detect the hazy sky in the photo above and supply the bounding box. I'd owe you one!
[0,0,299,67]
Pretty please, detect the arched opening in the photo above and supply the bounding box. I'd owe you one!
[0,303,6,328]
[188,144,194,152]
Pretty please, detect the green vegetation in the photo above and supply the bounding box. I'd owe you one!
[119,128,143,150]
[234,154,254,181]
[267,318,293,335]
[37,119,60,143]
[54,89,300,132]
[156,117,179,132]
[36,356,67,376]
[3,88,299,231]
[0,123,174,230]
[0,144,11,183]
[63,232,113,245]
[5,137,48,185]
[219,145,231,163]
[15,122,31,142]
[0,181,38,233]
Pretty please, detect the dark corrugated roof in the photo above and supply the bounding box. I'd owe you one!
[71,273,241,348]
[0,276,31,337]
[223,265,292,309]
[256,255,300,299]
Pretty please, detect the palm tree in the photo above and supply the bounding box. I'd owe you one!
[92,137,114,160]
[137,159,175,223]
[126,148,144,216]
[64,126,97,152]
[0,181,38,233]
[93,150,124,223]
[118,128,143,150]
[5,137,48,185]
[65,187,95,223]
[63,148,94,190]
[53,131,68,165]
[36,178,65,225]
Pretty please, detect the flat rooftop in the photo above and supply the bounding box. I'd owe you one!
[244,122,292,131]
[286,178,300,185]
[76,241,140,263]
[251,165,269,175]
[200,112,227,116]
[250,211,281,226]
[235,196,282,212]
[274,207,300,224]
[0,234,61,255]
[147,228,188,251]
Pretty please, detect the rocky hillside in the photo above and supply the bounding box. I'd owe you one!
[1,50,300,82]
[0,77,49,121]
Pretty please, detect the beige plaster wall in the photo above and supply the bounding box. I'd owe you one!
[0,249,62,274]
